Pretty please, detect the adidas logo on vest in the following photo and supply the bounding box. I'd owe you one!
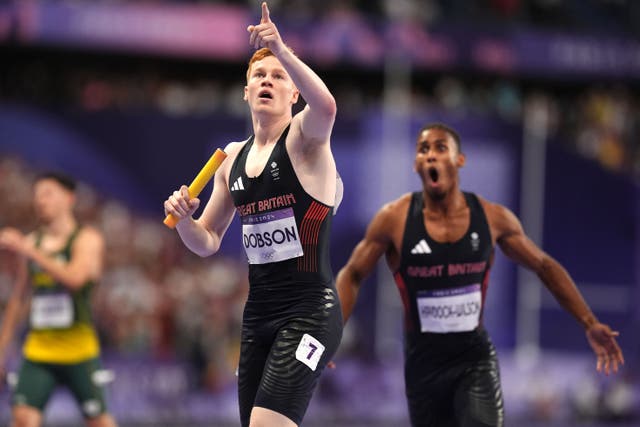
[231,177,245,191]
[410,239,432,254]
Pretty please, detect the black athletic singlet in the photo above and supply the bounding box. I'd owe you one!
[228,125,343,426]
[394,191,504,427]
[229,125,333,285]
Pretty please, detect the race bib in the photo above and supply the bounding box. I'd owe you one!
[31,293,74,329]
[241,208,303,264]
[295,334,325,371]
[417,284,482,333]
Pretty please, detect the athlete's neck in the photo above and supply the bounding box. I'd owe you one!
[252,115,291,146]
[423,189,465,217]
[40,213,77,238]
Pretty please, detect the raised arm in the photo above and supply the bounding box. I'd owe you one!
[165,142,240,257]
[485,200,624,374]
[0,227,103,291]
[248,2,336,141]
[336,204,397,323]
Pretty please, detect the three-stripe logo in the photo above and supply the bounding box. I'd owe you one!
[410,239,432,254]
[231,177,245,191]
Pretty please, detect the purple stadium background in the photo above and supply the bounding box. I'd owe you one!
[1,1,639,426]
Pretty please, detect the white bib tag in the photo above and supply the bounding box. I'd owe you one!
[241,208,303,264]
[31,293,74,329]
[417,284,482,333]
[295,333,325,371]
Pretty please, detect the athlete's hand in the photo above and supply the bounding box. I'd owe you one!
[247,2,285,55]
[585,322,624,375]
[326,360,336,369]
[0,228,28,255]
[164,185,200,221]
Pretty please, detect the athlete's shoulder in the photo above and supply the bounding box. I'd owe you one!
[385,192,412,210]
[75,226,105,248]
[77,224,102,237]
[223,138,251,157]
[376,193,412,222]
[475,195,511,219]
[475,195,522,238]
[220,139,251,177]
[364,193,411,243]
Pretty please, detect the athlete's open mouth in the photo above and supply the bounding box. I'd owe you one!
[428,167,439,182]
[259,90,273,99]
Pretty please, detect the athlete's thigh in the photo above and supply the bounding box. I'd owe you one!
[250,406,297,427]
[11,404,43,427]
[453,355,504,427]
[12,359,57,412]
[238,325,273,427]
[58,358,108,419]
[406,382,456,427]
[85,413,118,427]
[254,309,342,426]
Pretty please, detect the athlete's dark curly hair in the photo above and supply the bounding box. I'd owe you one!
[417,123,462,153]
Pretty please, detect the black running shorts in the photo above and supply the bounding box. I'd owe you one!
[237,285,343,426]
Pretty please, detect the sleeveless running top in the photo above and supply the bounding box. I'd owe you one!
[394,192,494,338]
[228,125,334,285]
[395,192,504,426]
[23,227,100,363]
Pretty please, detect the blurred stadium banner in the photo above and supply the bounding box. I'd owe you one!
[2,0,640,77]
[11,0,249,59]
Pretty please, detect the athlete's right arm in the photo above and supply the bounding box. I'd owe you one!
[165,143,240,257]
[0,252,28,382]
[336,205,395,324]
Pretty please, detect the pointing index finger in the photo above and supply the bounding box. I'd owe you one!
[261,2,270,24]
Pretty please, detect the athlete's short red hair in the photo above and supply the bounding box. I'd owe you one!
[246,47,296,82]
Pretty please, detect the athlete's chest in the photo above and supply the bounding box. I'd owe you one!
[401,208,492,280]
[245,142,277,178]
[402,214,492,334]
[37,233,69,253]
[230,145,292,208]
[423,210,470,244]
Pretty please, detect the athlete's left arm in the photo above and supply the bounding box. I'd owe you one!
[248,3,336,142]
[484,200,624,375]
[0,227,104,292]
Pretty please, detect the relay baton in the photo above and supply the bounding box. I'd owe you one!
[163,148,228,229]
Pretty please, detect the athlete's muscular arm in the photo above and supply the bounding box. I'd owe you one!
[167,142,240,257]
[483,200,624,374]
[0,254,28,384]
[336,203,397,324]
[0,227,103,291]
[248,3,336,143]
